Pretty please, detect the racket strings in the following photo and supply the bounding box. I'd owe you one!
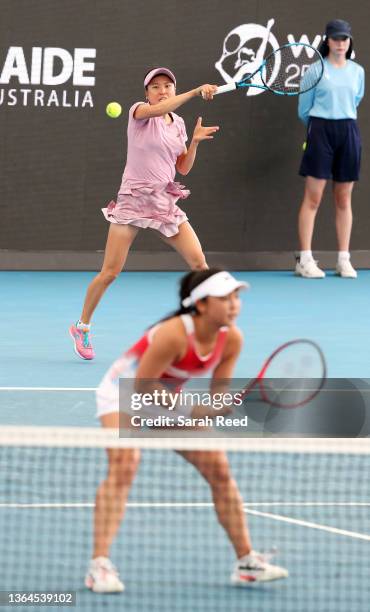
[260,342,326,408]
[262,45,323,94]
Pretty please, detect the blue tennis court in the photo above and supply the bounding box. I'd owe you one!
[1,270,370,391]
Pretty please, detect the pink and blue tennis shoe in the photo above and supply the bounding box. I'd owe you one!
[69,323,95,360]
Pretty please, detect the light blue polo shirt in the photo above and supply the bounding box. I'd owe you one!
[298,59,365,125]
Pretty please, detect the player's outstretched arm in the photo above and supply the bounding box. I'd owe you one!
[134,84,218,119]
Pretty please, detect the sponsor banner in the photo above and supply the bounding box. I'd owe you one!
[0,47,95,108]
[0,1,368,253]
[216,19,324,96]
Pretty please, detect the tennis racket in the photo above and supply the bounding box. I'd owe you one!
[238,339,326,409]
[215,43,324,96]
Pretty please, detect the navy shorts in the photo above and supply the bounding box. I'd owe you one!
[299,117,361,182]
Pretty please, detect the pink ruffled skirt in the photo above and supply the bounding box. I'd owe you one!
[102,181,190,237]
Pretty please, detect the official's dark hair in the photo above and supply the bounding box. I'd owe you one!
[319,36,353,59]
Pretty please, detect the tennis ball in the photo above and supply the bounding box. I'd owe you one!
[302,141,307,151]
[106,102,122,118]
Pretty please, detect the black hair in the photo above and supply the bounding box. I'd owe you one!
[318,36,353,59]
[157,268,225,324]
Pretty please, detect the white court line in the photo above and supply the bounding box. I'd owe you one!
[0,503,95,508]
[1,502,370,508]
[245,508,370,542]
[0,502,369,540]
[0,387,97,391]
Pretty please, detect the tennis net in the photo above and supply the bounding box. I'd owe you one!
[0,426,369,611]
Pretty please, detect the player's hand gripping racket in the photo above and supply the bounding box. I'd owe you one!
[216,43,324,96]
[239,339,326,409]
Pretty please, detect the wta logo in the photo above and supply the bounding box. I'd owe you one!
[0,47,96,109]
[215,19,322,96]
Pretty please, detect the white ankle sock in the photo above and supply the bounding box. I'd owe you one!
[338,251,350,263]
[300,250,313,265]
[76,320,90,331]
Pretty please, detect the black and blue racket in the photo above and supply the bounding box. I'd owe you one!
[215,43,324,97]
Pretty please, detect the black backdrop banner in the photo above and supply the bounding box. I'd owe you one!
[0,0,368,257]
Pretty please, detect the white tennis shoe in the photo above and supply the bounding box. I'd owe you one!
[336,259,357,278]
[231,550,289,585]
[295,259,325,278]
[85,557,124,593]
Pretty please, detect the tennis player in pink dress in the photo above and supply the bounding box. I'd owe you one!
[70,67,219,360]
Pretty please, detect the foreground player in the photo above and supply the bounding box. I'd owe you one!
[296,19,364,278]
[86,269,288,592]
[70,67,219,359]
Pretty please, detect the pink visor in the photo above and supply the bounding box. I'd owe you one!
[144,67,176,88]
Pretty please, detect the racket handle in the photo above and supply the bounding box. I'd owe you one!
[215,82,237,95]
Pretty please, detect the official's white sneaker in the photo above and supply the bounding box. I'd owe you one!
[336,259,357,278]
[231,550,289,586]
[85,557,124,593]
[295,259,325,278]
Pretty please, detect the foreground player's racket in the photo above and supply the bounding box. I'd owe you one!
[216,43,324,96]
[239,339,326,409]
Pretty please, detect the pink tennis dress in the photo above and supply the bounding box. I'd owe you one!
[102,102,190,237]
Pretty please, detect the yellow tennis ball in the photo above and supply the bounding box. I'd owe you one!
[302,141,307,151]
[106,102,122,118]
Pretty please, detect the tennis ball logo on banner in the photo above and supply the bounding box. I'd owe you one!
[215,19,321,96]
[0,47,96,108]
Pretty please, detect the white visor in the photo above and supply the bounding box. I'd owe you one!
[182,272,250,307]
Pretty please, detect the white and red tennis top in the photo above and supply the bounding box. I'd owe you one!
[103,314,228,388]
